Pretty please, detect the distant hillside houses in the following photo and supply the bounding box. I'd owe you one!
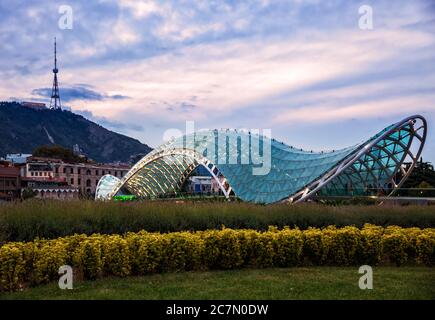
[21,101,47,110]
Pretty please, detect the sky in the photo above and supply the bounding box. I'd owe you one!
[1,0,434,162]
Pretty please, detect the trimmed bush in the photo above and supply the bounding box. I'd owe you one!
[0,243,28,291]
[326,226,361,265]
[72,237,103,280]
[382,227,410,266]
[303,228,329,265]
[101,235,131,277]
[33,240,68,284]
[416,229,435,265]
[0,225,434,291]
[358,224,384,265]
[202,229,244,269]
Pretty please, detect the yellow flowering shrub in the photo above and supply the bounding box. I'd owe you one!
[202,228,244,269]
[160,231,204,271]
[358,224,384,264]
[402,227,423,261]
[33,239,68,284]
[72,236,103,279]
[101,235,130,277]
[128,231,167,274]
[382,226,409,266]
[0,242,28,291]
[252,230,276,267]
[270,227,303,267]
[235,229,259,266]
[326,226,361,265]
[0,225,434,291]
[416,229,435,265]
[303,227,329,265]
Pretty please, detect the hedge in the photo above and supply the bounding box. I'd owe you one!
[0,225,434,291]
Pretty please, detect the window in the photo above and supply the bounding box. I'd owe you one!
[95,170,99,176]
[63,167,66,173]
[102,170,106,175]
[70,168,74,174]
[86,169,91,175]
[31,172,34,176]
[78,178,81,185]
[70,178,74,185]
[78,168,81,174]
[114,171,118,177]
[55,167,59,174]
[86,179,91,187]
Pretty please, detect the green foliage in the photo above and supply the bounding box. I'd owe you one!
[21,188,37,200]
[32,145,89,164]
[0,243,28,291]
[400,159,435,196]
[303,227,329,265]
[0,101,151,163]
[325,226,361,265]
[1,225,434,292]
[33,240,68,284]
[72,236,103,280]
[416,229,435,265]
[0,200,434,243]
[358,224,384,265]
[382,227,410,266]
[408,181,434,197]
[1,267,435,300]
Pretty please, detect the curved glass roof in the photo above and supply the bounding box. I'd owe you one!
[95,174,121,200]
[96,115,427,204]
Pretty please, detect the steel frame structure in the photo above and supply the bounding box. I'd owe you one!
[96,115,427,204]
[100,147,231,200]
[287,115,427,203]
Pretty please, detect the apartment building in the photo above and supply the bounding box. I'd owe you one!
[0,161,20,201]
[23,156,130,197]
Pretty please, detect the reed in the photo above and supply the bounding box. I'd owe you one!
[0,200,434,242]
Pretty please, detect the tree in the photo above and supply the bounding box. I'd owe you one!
[408,181,434,198]
[22,188,38,200]
[32,145,91,163]
[399,158,435,196]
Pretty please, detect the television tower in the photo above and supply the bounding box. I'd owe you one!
[50,37,62,110]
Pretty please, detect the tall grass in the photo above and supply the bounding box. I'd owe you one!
[0,200,434,242]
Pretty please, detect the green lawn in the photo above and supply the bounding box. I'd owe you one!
[1,267,434,300]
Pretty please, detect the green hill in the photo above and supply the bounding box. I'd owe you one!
[0,101,152,163]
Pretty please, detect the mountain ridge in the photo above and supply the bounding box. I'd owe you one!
[0,101,152,163]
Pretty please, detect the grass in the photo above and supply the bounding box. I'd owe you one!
[1,200,434,242]
[1,267,434,300]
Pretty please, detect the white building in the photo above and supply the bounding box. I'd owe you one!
[6,153,32,164]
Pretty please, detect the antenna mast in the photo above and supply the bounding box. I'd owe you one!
[50,37,62,110]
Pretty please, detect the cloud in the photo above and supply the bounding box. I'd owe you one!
[112,20,141,44]
[0,0,434,162]
[273,95,435,124]
[74,109,143,132]
[64,26,433,122]
[31,85,130,102]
